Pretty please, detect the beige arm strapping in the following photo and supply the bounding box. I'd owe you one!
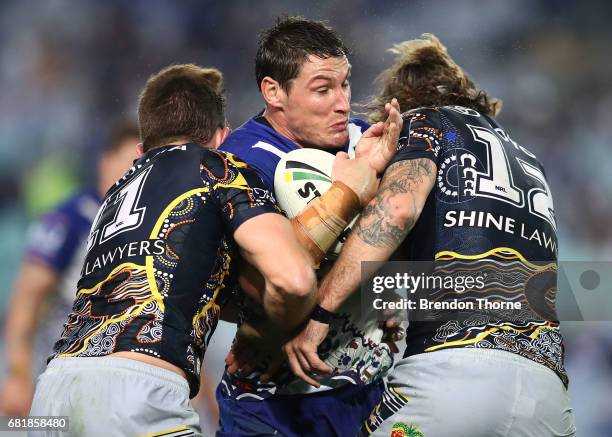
[291,181,360,264]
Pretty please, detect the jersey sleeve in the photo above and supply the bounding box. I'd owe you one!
[24,209,83,272]
[389,108,443,167]
[220,140,282,191]
[348,117,370,133]
[346,117,370,157]
[212,153,282,233]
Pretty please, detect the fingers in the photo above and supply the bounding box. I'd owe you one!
[392,97,400,113]
[303,350,332,375]
[227,346,256,374]
[225,350,238,374]
[385,318,401,329]
[296,351,312,374]
[282,337,331,388]
[381,323,405,345]
[380,322,401,354]
[361,121,384,139]
[387,97,400,114]
[284,345,321,388]
[384,98,400,116]
[260,356,285,383]
[384,98,401,127]
[385,103,402,136]
[382,102,402,155]
[385,341,400,354]
[332,151,349,174]
[226,337,259,375]
[241,349,266,375]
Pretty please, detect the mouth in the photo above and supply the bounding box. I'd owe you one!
[330,120,348,131]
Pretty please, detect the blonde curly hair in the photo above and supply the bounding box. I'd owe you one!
[367,33,502,123]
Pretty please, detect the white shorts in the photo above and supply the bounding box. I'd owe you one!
[361,348,576,437]
[30,356,202,437]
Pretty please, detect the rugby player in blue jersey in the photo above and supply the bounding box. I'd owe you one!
[0,120,138,416]
[286,34,576,436]
[217,16,402,437]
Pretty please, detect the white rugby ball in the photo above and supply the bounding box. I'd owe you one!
[274,148,358,258]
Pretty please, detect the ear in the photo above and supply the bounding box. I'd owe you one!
[209,126,231,149]
[136,143,144,157]
[260,77,286,110]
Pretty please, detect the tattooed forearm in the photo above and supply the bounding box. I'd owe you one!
[355,158,436,248]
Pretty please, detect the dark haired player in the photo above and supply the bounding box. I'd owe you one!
[217,16,401,437]
[28,64,320,437]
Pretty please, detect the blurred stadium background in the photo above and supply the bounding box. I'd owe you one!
[0,0,610,435]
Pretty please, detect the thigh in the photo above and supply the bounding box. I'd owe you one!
[32,361,202,437]
[362,352,516,437]
[508,367,576,437]
[71,369,201,437]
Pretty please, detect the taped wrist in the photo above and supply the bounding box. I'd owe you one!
[291,181,360,262]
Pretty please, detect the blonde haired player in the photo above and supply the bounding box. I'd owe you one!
[287,34,576,437]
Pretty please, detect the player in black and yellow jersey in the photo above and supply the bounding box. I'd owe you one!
[25,63,320,437]
[285,35,576,436]
[28,62,398,436]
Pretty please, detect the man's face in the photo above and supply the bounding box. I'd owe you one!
[99,137,139,192]
[282,55,351,149]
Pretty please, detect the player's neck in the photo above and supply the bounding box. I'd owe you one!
[262,109,303,148]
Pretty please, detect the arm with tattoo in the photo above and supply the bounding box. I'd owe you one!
[318,157,437,312]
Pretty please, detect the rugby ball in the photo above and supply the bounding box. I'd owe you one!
[274,148,358,258]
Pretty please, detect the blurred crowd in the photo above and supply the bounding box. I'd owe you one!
[0,0,610,434]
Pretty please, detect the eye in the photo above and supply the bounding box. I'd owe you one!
[342,80,350,89]
[316,87,330,94]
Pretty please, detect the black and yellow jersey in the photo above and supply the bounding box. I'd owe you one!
[393,106,566,386]
[50,144,279,397]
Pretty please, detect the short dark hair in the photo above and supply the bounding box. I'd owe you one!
[104,118,140,154]
[255,16,349,91]
[138,64,226,152]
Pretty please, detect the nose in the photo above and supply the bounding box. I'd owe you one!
[335,86,350,114]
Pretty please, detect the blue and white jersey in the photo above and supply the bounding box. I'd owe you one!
[25,189,102,304]
[24,188,102,372]
[220,112,369,190]
[218,113,395,401]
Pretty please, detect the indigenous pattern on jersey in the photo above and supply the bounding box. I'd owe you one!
[392,106,566,386]
[50,145,279,397]
[219,113,394,400]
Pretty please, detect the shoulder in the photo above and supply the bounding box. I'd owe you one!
[200,149,266,187]
[221,115,299,158]
[401,106,443,123]
[201,148,249,172]
[219,115,302,189]
[399,107,445,140]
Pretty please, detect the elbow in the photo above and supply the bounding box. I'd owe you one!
[392,202,421,230]
[271,263,316,301]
